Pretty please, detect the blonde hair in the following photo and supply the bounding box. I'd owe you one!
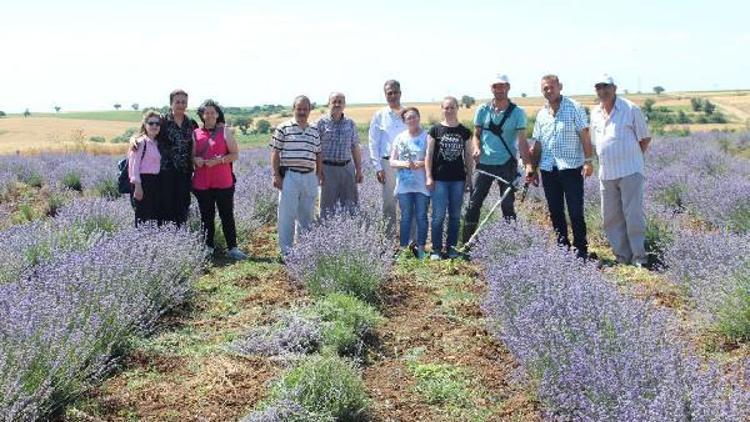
[136,110,162,139]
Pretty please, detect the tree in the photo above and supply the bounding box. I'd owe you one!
[653,86,665,95]
[113,103,122,110]
[690,97,703,112]
[54,106,61,113]
[521,93,527,98]
[703,100,716,115]
[23,109,31,117]
[677,110,691,124]
[643,98,655,113]
[0,111,6,117]
[233,116,253,135]
[131,103,139,111]
[460,95,476,109]
[256,119,271,134]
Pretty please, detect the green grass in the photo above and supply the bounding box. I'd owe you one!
[34,110,147,122]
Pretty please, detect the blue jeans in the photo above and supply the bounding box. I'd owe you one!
[398,192,429,247]
[431,180,465,253]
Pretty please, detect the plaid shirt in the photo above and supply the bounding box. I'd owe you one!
[316,114,359,161]
[533,96,589,171]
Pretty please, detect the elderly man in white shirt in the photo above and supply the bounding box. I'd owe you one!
[590,74,652,267]
[368,79,406,236]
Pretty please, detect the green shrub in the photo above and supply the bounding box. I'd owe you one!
[93,178,120,199]
[715,272,750,342]
[89,136,106,143]
[313,294,383,356]
[266,355,369,421]
[110,128,137,143]
[406,359,471,406]
[307,255,381,303]
[62,171,83,191]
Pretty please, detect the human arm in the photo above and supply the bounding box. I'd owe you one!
[580,128,594,177]
[271,148,282,190]
[425,134,435,190]
[367,112,384,181]
[351,121,363,183]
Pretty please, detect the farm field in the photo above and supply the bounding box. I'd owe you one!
[4,90,750,155]
[0,96,749,421]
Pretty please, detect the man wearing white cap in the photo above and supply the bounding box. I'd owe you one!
[590,74,651,267]
[462,73,531,243]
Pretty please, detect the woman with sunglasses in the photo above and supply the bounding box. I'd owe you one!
[128,110,163,225]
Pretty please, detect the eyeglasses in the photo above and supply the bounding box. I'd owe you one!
[595,84,612,90]
[146,121,161,126]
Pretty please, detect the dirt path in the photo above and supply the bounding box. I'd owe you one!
[362,258,539,421]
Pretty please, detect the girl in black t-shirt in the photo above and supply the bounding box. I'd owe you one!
[425,97,472,259]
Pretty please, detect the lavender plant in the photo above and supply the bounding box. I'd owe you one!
[0,226,206,420]
[474,220,750,420]
[285,211,392,303]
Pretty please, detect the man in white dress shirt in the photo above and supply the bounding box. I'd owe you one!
[590,74,652,267]
[368,80,406,236]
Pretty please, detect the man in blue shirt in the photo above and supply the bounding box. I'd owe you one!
[462,74,531,243]
[531,74,594,259]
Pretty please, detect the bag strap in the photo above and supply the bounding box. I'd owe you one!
[484,102,517,162]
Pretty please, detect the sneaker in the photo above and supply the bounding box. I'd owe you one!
[429,253,442,261]
[447,248,460,259]
[415,248,427,260]
[227,247,248,260]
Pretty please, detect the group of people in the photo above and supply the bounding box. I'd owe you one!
[128,72,652,268]
[272,74,651,267]
[127,90,247,260]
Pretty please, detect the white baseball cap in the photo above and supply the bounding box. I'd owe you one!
[491,73,510,85]
[594,73,615,86]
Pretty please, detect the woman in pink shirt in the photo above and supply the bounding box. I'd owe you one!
[128,110,163,225]
[192,99,246,259]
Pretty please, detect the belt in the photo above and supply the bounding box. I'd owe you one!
[323,159,351,167]
[284,167,313,174]
[381,156,390,160]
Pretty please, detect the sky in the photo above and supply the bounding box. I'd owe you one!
[1,0,748,113]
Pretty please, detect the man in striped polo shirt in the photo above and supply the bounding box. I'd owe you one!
[531,74,594,259]
[270,95,323,257]
[590,74,651,267]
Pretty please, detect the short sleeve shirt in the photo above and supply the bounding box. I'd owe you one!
[270,120,321,171]
[473,102,527,165]
[590,96,650,180]
[428,124,472,181]
[532,96,589,171]
[316,114,360,162]
[392,130,429,196]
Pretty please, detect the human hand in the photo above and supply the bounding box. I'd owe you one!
[376,170,385,184]
[355,170,364,184]
[273,174,283,190]
[582,162,593,178]
[426,176,434,191]
[133,184,143,201]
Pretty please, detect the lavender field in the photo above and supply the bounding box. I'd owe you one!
[0,133,749,420]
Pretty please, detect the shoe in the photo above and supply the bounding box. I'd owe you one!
[447,248,460,259]
[415,248,427,260]
[227,247,248,260]
[429,253,442,261]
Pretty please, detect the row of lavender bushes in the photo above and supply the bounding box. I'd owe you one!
[571,133,750,341]
[473,219,749,420]
[238,209,394,421]
[0,197,208,420]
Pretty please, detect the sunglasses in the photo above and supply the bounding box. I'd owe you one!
[146,121,161,126]
[595,83,612,89]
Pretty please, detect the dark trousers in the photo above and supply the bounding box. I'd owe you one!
[541,167,587,257]
[160,169,193,226]
[134,174,161,226]
[193,187,238,249]
[462,160,517,243]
